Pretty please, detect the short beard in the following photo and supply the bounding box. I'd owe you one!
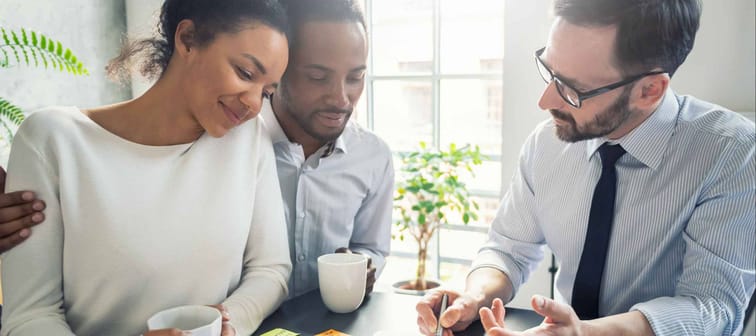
[278,85,351,143]
[551,88,633,142]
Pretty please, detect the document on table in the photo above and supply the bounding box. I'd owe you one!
[258,327,352,336]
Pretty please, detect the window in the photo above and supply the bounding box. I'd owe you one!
[358,0,505,286]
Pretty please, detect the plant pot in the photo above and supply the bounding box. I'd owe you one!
[391,279,442,296]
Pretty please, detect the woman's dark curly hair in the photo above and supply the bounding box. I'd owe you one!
[107,0,289,82]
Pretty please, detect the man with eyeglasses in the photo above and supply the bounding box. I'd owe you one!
[417,0,754,335]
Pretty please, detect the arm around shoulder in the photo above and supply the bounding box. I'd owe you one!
[1,117,74,335]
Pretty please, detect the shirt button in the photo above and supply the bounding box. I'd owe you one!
[299,212,306,218]
[297,255,305,262]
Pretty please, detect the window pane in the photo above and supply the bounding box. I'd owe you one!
[372,80,433,151]
[353,92,368,128]
[371,0,433,75]
[439,261,472,286]
[376,256,421,287]
[440,0,505,74]
[439,229,488,261]
[377,256,476,288]
[440,79,503,155]
[471,196,502,227]
[465,161,502,196]
[442,195,501,228]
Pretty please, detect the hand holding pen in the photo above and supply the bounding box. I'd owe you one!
[435,293,449,336]
[416,290,481,336]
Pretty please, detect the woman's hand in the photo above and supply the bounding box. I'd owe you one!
[144,304,236,336]
[208,304,237,336]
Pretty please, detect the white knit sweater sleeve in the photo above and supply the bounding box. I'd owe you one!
[221,122,292,335]
[1,113,75,335]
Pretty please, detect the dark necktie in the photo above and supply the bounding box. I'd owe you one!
[572,143,626,320]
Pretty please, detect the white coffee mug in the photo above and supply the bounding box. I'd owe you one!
[317,253,368,313]
[147,305,222,336]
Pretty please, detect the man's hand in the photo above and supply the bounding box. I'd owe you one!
[0,167,46,254]
[480,295,586,336]
[416,289,482,336]
[334,247,376,296]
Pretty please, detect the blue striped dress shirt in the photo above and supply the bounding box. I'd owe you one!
[259,100,394,299]
[472,89,755,335]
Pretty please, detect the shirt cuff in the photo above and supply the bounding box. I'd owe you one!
[470,250,523,302]
[222,276,288,335]
[630,296,725,335]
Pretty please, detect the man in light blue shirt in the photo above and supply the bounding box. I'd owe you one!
[417,0,755,335]
[262,0,393,299]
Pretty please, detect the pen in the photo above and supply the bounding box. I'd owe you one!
[435,293,448,336]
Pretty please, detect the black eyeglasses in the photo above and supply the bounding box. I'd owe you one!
[535,47,666,108]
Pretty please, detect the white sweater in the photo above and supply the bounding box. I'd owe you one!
[1,106,291,336]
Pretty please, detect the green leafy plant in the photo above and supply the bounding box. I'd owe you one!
[0,27,88,142]
[394,142,485,291]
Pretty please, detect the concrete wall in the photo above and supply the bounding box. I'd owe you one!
[0,0,130,110]
[0,0,130,164]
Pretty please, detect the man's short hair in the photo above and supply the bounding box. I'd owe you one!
[283,0,367,52]
[554,0,702,77]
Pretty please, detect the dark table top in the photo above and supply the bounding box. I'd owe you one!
[252,290,542,336]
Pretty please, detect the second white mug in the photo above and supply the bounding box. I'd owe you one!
[317,253,368,313]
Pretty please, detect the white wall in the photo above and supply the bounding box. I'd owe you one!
[498,0,554,309]
[0,0,131,165]
[499,0,756,309]
[124,0,163,97]
[0,0,130,111]
[674,0,756,112]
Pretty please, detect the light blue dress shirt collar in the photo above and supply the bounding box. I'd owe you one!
[260,99,348,156]
[474,89,755,335]
[586,89,679,170]
[258,98,394,298]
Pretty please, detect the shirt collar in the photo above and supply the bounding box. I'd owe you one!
[260,98,349,156]
[260,98,289,144]
[328,130,348,156]
[585,88,680,170]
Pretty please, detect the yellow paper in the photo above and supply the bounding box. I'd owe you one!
[259,328,300,336]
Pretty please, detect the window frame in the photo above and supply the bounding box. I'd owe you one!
[363,0,505,280]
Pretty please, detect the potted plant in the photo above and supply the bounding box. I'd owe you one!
[0,27,88,143]
[393,141,484,294]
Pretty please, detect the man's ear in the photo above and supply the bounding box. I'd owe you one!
[174,19,197,57]
[633,73,669,110]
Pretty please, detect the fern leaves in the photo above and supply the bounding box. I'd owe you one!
[0,99,24,126]
[0,98,25,142]
[0,27,89,142]
[0,27,88,75]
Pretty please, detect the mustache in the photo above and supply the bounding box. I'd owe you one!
[549,109,575,123]
[314,108,352,115]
